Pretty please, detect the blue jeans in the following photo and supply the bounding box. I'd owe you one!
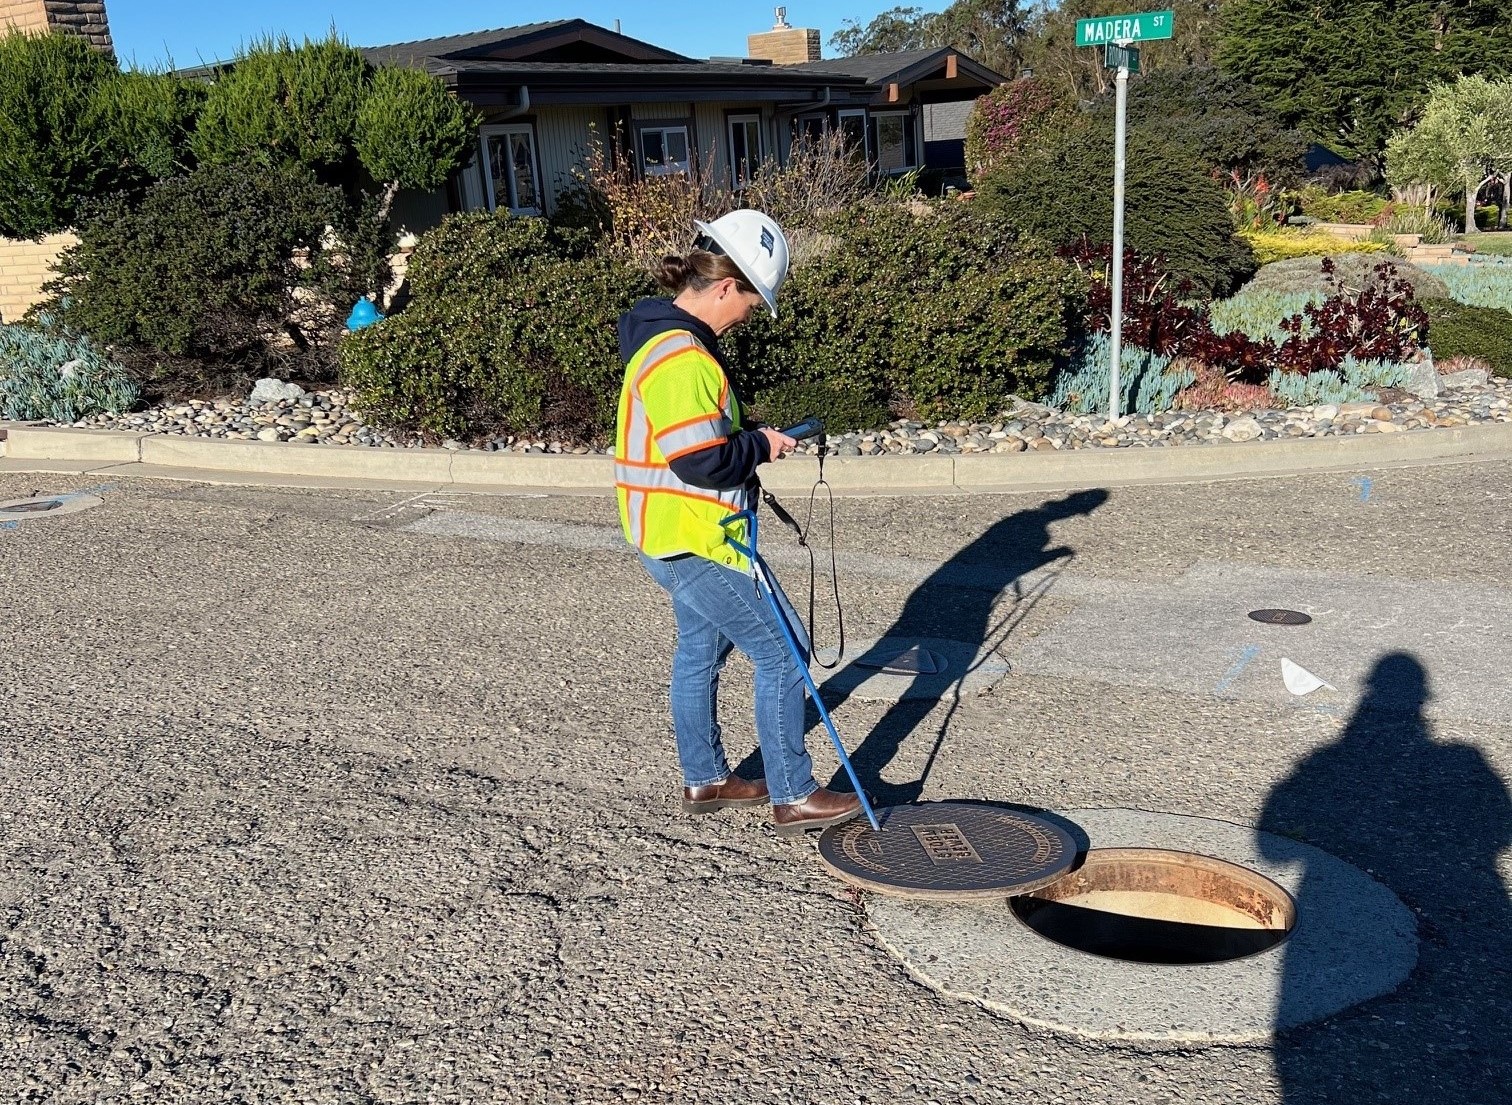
[638,552,817,806]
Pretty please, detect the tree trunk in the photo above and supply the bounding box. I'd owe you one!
[376,179,402,225]
[1468,174,1496,235]
[1502,172,1511,231]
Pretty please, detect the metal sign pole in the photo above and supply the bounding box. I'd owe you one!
[1109,47,1130,422]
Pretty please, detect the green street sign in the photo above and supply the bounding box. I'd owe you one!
[1076,9,1174,47]
[1104,43,1141,72]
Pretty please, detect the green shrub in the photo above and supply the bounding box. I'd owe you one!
[974,120,1255,296]
[1268,357,1413,406]
[1241,254,1450,300]
[403,210,577,301]
[346,203,1084,441]
[1238,227,1386,265]
[0,31,120,238]
[1371,207,1457,246]
[89,69,205,184]
[1422,297,1512,377]
[192,35,368,176]
[734,201,1084,420]
[964,77,1071,182]
[748,380,891,435]
[1292,186,1391,225]
[341,212,654,441]
[0,312,139,421]
[49,160,345,393]
[1421,263,1512,312]
[1209,288,1323,342]
[1095,66,1307,184]
[1049,334,1194,416]
[354,64,475,198]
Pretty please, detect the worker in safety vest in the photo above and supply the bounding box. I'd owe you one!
[615,210,862,837]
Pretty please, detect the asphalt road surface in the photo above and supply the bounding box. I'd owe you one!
[2,461,1508,1104]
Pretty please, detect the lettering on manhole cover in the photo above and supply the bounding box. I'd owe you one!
[1248,609,1312,626]
[818,802,1079,900]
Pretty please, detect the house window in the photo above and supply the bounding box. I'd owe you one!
[639,126,690,176]
[837,109,869,164]
[481,124,542,215]
[728,114,763,189]
[873,112,918,174]
[793,114,826,149]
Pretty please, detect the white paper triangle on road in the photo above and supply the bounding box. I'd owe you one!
[1281,657,1336,696]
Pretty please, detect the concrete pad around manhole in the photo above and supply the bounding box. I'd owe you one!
[864,808,1417,1043]
[813,636,1010,703]
[0,493,104,520]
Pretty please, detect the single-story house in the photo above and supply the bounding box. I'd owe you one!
[358,17,1008,231]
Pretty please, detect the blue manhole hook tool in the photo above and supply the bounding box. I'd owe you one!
[721,506,881,832]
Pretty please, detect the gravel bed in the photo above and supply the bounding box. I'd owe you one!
[53,376,1512,456]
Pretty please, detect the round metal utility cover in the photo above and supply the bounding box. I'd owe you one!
[0,494,103,519]
[856,644,947,676]
[1248,609,1312,626]
[817,802,1079,900]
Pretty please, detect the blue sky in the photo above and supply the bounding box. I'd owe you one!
[107,1,908,70]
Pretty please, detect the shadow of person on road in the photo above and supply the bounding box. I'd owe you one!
[1262,652,1511,1104]
[807,488,1110,807]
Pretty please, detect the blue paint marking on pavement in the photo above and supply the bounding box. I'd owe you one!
[1214,644,1262,695]
[1352,476,1373,502]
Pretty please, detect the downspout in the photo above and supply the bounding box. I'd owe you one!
[498,84,531,120]
[775,86,831,116]
[774,87,832,166]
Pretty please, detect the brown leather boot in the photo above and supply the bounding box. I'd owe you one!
[772,788,862,837]
[683,775,770,814]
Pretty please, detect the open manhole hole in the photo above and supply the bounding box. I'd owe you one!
[0,498,64,513]
[1010,847,1295,965]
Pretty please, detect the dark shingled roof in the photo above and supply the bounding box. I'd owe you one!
[359,21,574,66]
[786,48,951,81]
[359,18,695,68]
[445,59,866,82]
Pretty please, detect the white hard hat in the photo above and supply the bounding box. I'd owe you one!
[693,209,790,318]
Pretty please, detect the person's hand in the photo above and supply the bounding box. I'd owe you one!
[758,427,797,461]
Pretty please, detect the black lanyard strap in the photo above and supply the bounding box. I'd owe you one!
[758,449,845,669]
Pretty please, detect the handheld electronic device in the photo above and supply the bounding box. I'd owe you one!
[779,416,825,442]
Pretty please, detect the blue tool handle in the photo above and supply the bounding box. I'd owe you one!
[778,417,824,442]
[720,510,880,831]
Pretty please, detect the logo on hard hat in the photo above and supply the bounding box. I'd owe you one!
[759,227,775,257]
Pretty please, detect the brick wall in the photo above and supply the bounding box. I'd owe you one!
[0,0,112,51]
[0,0,48,35]
[0,233,78,323]
[747,27,820,65]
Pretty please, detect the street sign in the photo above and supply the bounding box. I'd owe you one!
[1076,10,1174,419]
[1076,9,1175,47]
[1104,43,1141,72]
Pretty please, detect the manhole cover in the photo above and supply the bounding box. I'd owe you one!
[856,644,947,676]
[1248,609,1312,626]
[0,494,102,519]
[817,802,1079,900]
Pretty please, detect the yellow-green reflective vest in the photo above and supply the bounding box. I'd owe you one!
[615,329,753,570]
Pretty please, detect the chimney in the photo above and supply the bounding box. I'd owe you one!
[0,0,114,52]
[748,5,820,65]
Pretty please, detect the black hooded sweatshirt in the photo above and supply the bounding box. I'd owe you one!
[617,297,767,492]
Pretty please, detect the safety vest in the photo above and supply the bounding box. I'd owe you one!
[615,329,753,571]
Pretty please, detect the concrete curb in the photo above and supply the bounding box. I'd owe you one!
[2,421,1511,495]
